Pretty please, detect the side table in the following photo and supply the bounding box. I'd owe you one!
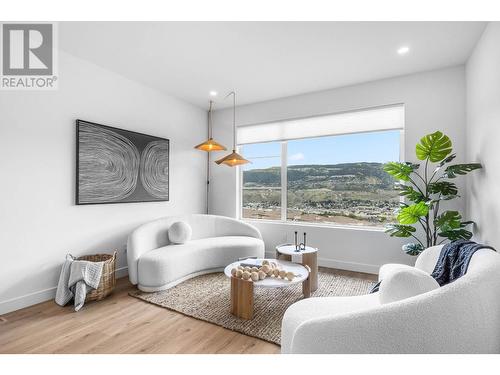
[275,244,318,292]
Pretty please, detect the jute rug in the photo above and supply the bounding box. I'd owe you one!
[130,269,376,345]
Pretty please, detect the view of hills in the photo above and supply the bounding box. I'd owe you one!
[242,162,399,226]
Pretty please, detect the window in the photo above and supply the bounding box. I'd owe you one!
[239,105,404,228]
[286,131,400,226]
[241,142,282,220]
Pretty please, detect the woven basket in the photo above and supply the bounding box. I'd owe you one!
[77,251,117,302]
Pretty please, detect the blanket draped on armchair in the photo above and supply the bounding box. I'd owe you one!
[430,239,495,286]
[371,240,496,293]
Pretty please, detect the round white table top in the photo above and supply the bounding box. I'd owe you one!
[275,244,318,255]
[224,258,309,288]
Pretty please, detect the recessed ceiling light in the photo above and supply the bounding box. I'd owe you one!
[397,46,410,55]
[209,90,218,97]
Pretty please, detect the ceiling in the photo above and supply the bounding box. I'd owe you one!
[60,22,486,109]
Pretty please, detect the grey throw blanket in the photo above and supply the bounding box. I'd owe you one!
[430,239,495,286]
[370,240,495,293]
[55,255,104,311]
[55,254,75,306]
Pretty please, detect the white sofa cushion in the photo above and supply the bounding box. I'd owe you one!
[168,221,192,244]
[378,263,417,281]
[137,236,264,288]
[379,267,439,304]
[415,245,443,274]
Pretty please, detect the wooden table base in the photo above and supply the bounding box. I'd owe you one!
[302,265,312,298]
[302,252,318,292]
[230,277,254,320]
[230,269,312,320]
[276,250,318,292]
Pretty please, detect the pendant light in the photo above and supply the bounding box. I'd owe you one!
[194,100,227,152]
[214,91,250,167]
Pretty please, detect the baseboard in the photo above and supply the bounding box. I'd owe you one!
[264,252,379,275]
[115,266,129,279]
[0,286,58,316]
[0,266,129,315]
[316,257,379,275]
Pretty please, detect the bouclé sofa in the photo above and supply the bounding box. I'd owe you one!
[127,214,265,292]
[281,245,500,353]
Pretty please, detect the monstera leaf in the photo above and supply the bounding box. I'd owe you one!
[432,154,457,175]
[385,224,416,238]
[402,243,425,256]
[383,162,419,181]
[444,163,482,178]
[428,181,458,196]
[439,153,456,167]
[398,185,426,203]
[416,131,452,162]
[434,211,461,231]
[438,228,473,241]
[397,202,429,224]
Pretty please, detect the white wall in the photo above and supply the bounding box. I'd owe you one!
[0,51,207,314]
[466,22,500,250]
[210,66,467,273]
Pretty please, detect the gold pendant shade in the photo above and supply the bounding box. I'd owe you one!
[194,138,227,152]
[214,149,249,166]
[194,100,227,152]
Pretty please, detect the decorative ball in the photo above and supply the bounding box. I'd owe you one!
[273,269,280,277]
[242,271,251,280]
[237,265,244,271]
[251,267,259,273]
[262,265,271,274]
[235,269,243,278]
[286,272,295,281]
[244,267,251,272]
[167,221,192,244]
[251,272,259,282]
[262,260,270,266]
[279,270,286,279]
[231,268,237,276]
[258,270,266,280]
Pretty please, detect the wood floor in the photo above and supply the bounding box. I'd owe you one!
[0,269,377,354]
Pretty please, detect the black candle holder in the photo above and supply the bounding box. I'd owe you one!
[295,231,307,252]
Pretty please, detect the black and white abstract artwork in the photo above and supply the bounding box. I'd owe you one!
[76,120,169,204]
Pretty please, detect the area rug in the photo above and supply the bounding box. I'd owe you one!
[129,269,376,345]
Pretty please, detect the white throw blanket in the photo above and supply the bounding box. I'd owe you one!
[55,254,104,311]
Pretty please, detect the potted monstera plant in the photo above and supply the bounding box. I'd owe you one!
[384,131,482,256]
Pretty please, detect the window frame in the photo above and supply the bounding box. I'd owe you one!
[238,118,405,230]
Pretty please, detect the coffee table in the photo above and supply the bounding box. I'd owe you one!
[224,258,310,320]
[276,244,319,292]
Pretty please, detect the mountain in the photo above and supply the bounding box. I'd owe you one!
[242,162,399,225]
[243,162,395,191]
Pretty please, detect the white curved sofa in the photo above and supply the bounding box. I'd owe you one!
[127,214,264,292]
[282,245,500,354]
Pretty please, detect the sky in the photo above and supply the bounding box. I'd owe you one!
[240,130,401,170]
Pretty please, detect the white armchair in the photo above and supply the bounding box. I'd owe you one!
[281,245,500,353]
[127,214,264,292]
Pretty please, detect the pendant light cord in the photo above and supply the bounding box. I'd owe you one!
[208,100,213,139]
[206,100,213,214]
[226,91,236,151]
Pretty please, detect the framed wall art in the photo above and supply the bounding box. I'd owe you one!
[76,119,169,205]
